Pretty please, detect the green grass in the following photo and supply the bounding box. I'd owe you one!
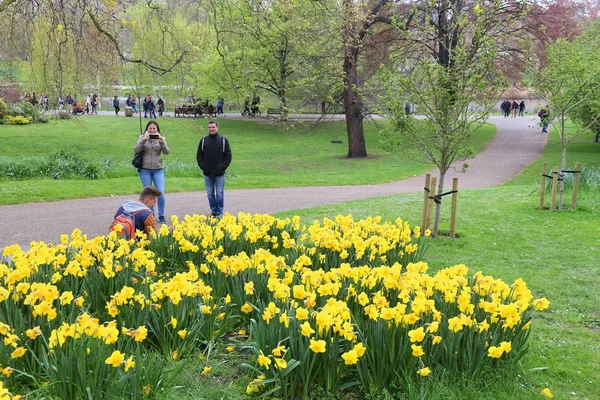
[0,116,495,204]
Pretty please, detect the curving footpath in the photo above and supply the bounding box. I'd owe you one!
[0,115,546,250]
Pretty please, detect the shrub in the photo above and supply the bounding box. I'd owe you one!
[9,101,39,120]
[34,115,50,123]
[56,110,72,120]
[4,115,31,125]
[0,152,100,180]
[0,98,8,119]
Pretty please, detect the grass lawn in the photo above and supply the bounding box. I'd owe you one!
[0,116,495,204]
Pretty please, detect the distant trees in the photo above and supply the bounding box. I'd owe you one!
[532,20,600,210]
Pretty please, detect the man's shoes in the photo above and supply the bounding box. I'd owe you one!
[158,216,166,223]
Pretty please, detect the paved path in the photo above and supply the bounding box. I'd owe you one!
[0,116,546,250]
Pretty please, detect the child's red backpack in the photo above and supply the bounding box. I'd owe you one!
[109,211,137,240]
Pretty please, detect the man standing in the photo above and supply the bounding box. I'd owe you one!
[196,120,232,217]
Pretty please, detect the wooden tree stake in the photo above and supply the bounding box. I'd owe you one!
[550,166,559,210]
[449,178,459,238]
[427,177,437,231]
[539,162,548,210]
[422,174,431,230]
[571,162,583,209]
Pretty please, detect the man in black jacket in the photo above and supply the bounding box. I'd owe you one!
[196,120,232,217]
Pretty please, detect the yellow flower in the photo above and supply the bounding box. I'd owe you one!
[295,307,309,320]
[487,346,504,358]
[272,345,286,357]
[172,350,178,360]
[274,357,287,370]
[241,303,253,314]
[105,350,125,367]
[124,356,136,372]
[244,281,255,295]
[132,326,148,342]
[540,388,553,398]
[224,294,232,304]
[417,367,431,376]
[257,351,271,368]
[170,317,177,329]
[26,326,42,340]
[2,367,13,377]
[532,298,550,311]
[353,342,366,357]
[74,296,85,307]
[201,366,212,376]
[59,291,74,305]
[309,339,326,353]
[341,349,358,365]
[178,329,188,339]
[226,346,235,352]
[500,341,512,354]
[143,385,152,395]
[300,322,315,337]
[432,336,442,345]
[411,344,424,357]
[408,327,425,343]
[11,347,27,359]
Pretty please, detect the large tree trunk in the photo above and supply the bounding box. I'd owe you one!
[343,49,367,158]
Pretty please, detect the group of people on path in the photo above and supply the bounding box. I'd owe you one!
[500,100,526,117]
[112,119,232,237]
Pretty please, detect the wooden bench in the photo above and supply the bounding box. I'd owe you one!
[174,105,202,117]
[267,107,282,116]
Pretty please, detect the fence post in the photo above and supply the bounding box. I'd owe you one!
[422,174,431,231]
[539,162,548,210]
[571,162,583,210]
[426,177,437,231]
[449,178,459,238]
[550,166,559,210]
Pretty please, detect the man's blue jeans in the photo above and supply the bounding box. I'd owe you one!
[139,168,166,217]
[204,175,225,216]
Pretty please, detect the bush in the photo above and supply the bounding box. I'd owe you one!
[9,101,39,120]
[56,110,72,120]
[0,151,100,180]
[0,98,8,119]
[34,115,50,123]
[4,115,31,125]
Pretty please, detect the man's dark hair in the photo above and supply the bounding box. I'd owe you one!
[139,186,162,201]
[208,120,219,127]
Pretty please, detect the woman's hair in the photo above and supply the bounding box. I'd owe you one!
[145,120,161,133]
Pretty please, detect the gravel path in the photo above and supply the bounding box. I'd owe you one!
[0,115,546,250]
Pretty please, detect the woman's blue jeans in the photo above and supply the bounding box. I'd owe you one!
[139,168,165,217]
[204,175,225,216]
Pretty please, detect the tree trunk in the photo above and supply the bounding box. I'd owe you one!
[343,50,367,158]
[433,169,446,236]
[559,121,567,210]
[278,44,288,123]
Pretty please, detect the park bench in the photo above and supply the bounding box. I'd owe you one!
[174,105,202,117]
[267,107,282,116]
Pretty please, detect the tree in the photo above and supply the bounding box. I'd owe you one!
[205,0,333,121]
[379,0,529,236]
[533,20,600,209]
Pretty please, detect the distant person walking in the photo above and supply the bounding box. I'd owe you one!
[113,96,120,115]
[511,101,518,118]
[196,120,232,218]
[518,100,525,117]
[134,120,169,223]
[538,108,550,133]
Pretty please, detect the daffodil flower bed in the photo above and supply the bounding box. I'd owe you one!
[0,213,549,399]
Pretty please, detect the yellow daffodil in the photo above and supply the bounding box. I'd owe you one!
[105,350,125,367]
[309,339,326,353]
[540,388,553,398]
[417,367,431,376]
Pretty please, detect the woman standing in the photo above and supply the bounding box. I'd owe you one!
[134,120,169,223]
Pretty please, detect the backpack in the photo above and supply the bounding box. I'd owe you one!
[200,135,227,153]
[109,211,138,240]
